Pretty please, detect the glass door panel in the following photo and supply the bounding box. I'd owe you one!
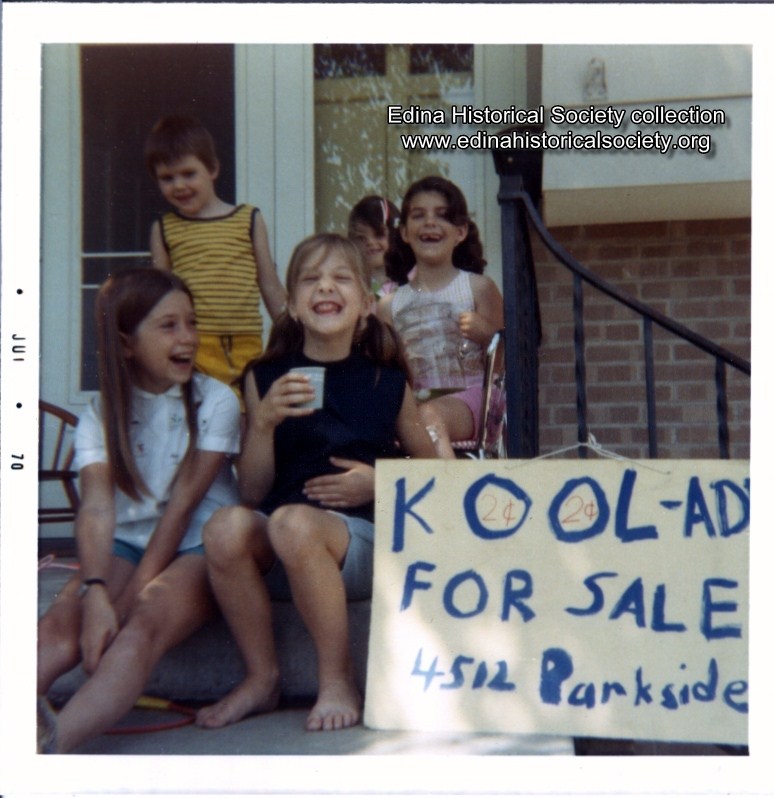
[314,44,474,234]
[79,44,235,390]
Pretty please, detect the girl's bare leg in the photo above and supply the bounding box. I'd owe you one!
[268,504,360,731]
[51,554,213,753]
[196,506,280,729]
[38,557,135,695]
[419,397,474,459]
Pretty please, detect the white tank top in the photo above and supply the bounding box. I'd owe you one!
[392,270,484,391]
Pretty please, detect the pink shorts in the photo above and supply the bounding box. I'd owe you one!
[445,385,483,440]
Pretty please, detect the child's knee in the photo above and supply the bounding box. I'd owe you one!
[267,505,318,561]
[419,401,444,430]
[203,505,257,563]
[418,402,447,449]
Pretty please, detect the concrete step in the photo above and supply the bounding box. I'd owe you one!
[38,561,743,758]
[72,705,576,757]
[39,562,370,705]
[38,562,581,758]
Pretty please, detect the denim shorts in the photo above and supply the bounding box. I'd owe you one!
[261,510,374,602]
[112,538,205,566]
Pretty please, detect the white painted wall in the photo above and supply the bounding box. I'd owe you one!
[541,45,752,225]
[542,45,751,106]
[236,44,315,327]
[40,45,82,410]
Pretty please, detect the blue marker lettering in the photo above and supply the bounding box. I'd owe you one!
[601,681,627,703]
[463,473,531,540]
[651,584,687,633]
[609,577,647,628]
[548,477,610,542]
[701,578,742,640]
[723,680,748,714]
[634,667,653,705]
[392,477,435,552]
[661,683,679,710]
[684,476,718,538]
[615,469,658,542]
[400,560,436,610]
[443,569,488,618]
[565,571,618,616]
[501,569,536,622]
[693,658,718,701]
[539,647,574,704]
[568,682,595,709]
[712,479,750,538]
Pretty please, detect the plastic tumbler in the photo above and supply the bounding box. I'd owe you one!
[292,366,325,409]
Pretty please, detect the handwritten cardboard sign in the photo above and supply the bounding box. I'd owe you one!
[365,459,749,745]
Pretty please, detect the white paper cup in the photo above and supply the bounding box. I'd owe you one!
[292,366,325,409]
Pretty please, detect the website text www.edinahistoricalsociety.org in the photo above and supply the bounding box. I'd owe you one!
[390,103,726,155]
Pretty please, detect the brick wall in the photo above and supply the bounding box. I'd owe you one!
[530,218,751,460]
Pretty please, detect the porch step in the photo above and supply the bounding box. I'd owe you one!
[40,564,370,705]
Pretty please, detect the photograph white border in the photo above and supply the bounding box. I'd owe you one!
[2,3,772,796]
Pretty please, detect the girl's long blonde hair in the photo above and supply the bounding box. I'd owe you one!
[252,233,413,383]
[95,268,198,500]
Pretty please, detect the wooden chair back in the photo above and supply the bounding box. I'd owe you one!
[38,400,80,524]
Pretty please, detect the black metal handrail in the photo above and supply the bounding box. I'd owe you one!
[497,181,750,460]
[519,190,751,373]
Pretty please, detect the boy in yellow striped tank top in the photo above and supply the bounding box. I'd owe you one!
[145,114,286,396]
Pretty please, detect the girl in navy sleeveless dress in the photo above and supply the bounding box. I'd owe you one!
[196,233,436,732]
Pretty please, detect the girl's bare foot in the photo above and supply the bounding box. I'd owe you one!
[196,675,280,729]
[306,678,361,731]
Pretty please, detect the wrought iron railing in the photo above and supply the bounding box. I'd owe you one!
[495,170,751,460]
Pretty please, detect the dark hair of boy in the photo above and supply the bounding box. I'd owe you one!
[143,113,219,177]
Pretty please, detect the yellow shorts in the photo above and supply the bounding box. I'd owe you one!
[195,334,263,398]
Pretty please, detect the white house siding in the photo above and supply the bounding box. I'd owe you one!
[541,45,751,226]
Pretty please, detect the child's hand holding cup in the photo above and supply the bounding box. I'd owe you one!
[291,366,326,409]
